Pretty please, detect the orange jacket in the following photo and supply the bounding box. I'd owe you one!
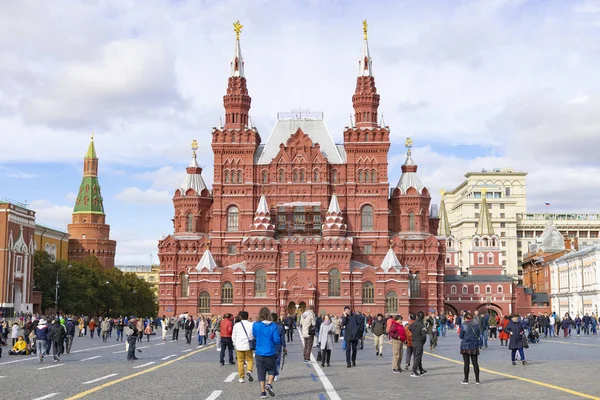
[405,320,414,347]
[220,318,233,338]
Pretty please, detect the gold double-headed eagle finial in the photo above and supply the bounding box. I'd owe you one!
[405,137,413,149]
[363,19,368,40]
[233,20,243,40]
[191,139,198,152]
[440,188,446,198]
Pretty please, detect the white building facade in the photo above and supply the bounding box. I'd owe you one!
[549,247,600,318]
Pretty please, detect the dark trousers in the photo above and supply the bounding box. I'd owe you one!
[286,328,293,341]
[345,339,358,365]
[463,354,479,381]
[127,335,137,359]
[220,337,234,364]
[303,336,314,361]
[412,344,424,373]
[185,329,192,344]
[321,349,331,365]
[52,340,63,359]
[66,335,73,353]
[405,346,413,367]
[334,334,339,343]
[172,328,179,340]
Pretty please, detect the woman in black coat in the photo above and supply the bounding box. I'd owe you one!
[504,314,529,366]
[459,312,480,384]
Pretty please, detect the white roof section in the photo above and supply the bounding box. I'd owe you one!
[327,194,341,214]
[256,195,270,214]
[380,248,403,273]
[178,154,207,196]
[277,201,321,208]
[256,118,345,165]
[397,171,425,194]
[358,37,373,77]
[230,38,244,77]
[196,249,217,272]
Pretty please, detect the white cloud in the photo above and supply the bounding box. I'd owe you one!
[65,192,77,202]
[29,200,72,230]
[0,165,35,179]
[115,187,171,205]
[134,166,184,191]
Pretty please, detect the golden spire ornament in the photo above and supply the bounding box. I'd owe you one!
[440,188,446,198]
[362,19,368,40]
[233,20,243,40]
[191,139,198,152]
[405,137,413,149]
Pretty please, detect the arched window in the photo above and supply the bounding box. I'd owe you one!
[462,286,468,294]
[198,291,210,314]
[237,171,243,184]
[486,285,492,294]
[362,281,374,304]
[364,170,370,183]
[232,132,236,142]
[300,170,305,182]
[328,268,340,296]
[332,170,338,183]
[409,272,420,298]
[385,291,398,314]
[255,269,266,297]
[371,170,377,183]
[451,285,457,294]
[314,170,319,182]
[227,206,239,232]
[497,285,503,294]
[361,205,374,231]
[358,170,363,182]
[474,285,480,294]
[279,169,285,183]
[365,132,370,141]
[45,243,50,255]
[478,253,484,264]
[180,272,189,297]
[50,245,57,260]
[224,170,229,184]
[409,212,415,231]
[300,252,307,268]
[288,251,295,268]
[262,171,268,184]
[487,253,494,265]
[293,170,298,182]
[221,282,233,304]
[186,213,194,232]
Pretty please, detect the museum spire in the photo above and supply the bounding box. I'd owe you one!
[223,20,251,130]
[476,187,494,236]
[352,19,380,128]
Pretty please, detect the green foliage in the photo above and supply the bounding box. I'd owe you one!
[33,251,158,317]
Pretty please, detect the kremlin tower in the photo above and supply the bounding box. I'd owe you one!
[67,135,116,269]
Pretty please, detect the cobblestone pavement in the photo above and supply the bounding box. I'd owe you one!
[1,328,600,399]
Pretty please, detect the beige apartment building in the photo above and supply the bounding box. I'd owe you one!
[116,265,160,296]
[443,169,600,282]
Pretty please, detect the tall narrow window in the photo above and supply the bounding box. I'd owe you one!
[288,252,295,268]
[300,252,307,268]
[361,205,374,231]
[255,269,266,297]
[409,273,420,298]
[451,285,457,294]
[358,170,363,182]
[487,253,494,265]
[224,170,229,184]
[300,170,305,182]
[221,282,233,304]
[227,206,239,232]
[279,169,285,183]
[314,170,319,182]
[371,170,377,183]
[362,281,374,304]
[186,213,193,232]
[180,272,189,297]
[328,268,340,297]
[237,171,243,184]
[385,291,398,314]
[409,212,415,231]
[332,170,338,183]
[262,171,268,184]
[198,291,210,314]
[364,170,370,183]
[293,170,298,182]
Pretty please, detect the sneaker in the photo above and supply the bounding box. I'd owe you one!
[512,361,516,365]
[522,360,529,366]
[475,380,480,384]
[410,372,421,377]
[260,393,267,399]
[238,378,244,383]
[461,380,469,385]
[379,353,383,357]
[376,351,379,356]
[274,376,278,382]
[404,364,409,371]
[265,383,275,397]
[392,369,400,373]
[247,372,254,382]
[420,370,428,376]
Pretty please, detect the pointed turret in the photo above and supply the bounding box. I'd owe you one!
[196,248,217,272]
[352,20,380,128]
[437,189,451,237]
[381,247,403,273]
[249,195,274,237]
[74,134,104,214]
[476,187,494,236]
[323,194,347,237]
[396,137,426,195]
[177,139,208,197]
[223,20,251,130]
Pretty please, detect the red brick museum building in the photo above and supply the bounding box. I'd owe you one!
[158,22,446,318]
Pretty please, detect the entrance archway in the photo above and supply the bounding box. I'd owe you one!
[287,301,296,316]
[298,301,307,315]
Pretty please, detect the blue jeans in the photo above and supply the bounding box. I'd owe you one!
[511,348,525,362]
[440,324,447,337]
[274,347,282,376]
[479,330,488,347]
[198,334,205,345]
[116,330,122,341]
[548,325,554,337]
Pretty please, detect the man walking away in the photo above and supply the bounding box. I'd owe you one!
[116,317,124,341]
[272,313,287,381]
[220,314,234,366]
[126,317,139,360]
[184,316,195,344]
[65,318,75,354]
[34,319,49,363]
[388,315,406,373]
[284,314,295,342]
[440,313,447,337]
[101,318,110,342]
[408,311,427,377]
[357,311,366,350]
[50,319,65,362]
[232,311,255,383]
[300,305,316,363]
[341,306,361,368]
[372,314,386,357]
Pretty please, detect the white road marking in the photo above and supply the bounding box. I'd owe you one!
[169,340,176,342]
[132,361,155,369]
[181,349,193,353]
[32,394,60,400]
[112,350,126,354]
[138,346,149,349]
[205,390,222,400]
[80,355,102,362]
[301,336,342,400]
[82,373,119,384]
[161,354,177,361]
[155,343,165,346]
[224,372,237,382]
[0,375,5,378]
[37,364,64,370]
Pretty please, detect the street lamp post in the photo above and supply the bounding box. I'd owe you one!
[55,264,72,316]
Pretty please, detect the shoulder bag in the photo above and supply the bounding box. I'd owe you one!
[241,322,256,350]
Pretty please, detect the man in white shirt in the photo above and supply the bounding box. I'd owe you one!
[232,311,255,383]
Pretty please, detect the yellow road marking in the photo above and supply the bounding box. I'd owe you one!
[368,337,600,400]
[65,344,215,399]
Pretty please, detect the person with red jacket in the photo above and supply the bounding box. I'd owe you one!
[388,315,407,373]
[219,314,234,366]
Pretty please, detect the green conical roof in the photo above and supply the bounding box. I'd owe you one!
[73,176,105,214]
[85,137,97,159]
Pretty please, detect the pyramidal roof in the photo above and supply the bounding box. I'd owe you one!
[256,195,269,214]
[476,188,494,236]
[85,135,97,159]
[73,136,105,215]
[178,150,207,196]
[438,192,451,237]
[381,247,403,273]
[327,194,341,214]
[396,138,426,194]
[196,249,217,272]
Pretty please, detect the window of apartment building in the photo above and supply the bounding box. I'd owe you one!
[580,231,588,238]
[474,285,480,294]
[517,251,522,257]
[500,203,505,209]
[524,231,533,238]
[500,222,506,228]
[462,286,468,294]
[500,213,505,218]
[591,231,598,238]
[487,253,494,264]
[517,241,522,248]
[501,232,506,237]
[227,245,237,255]
[486,285,492,294]
[474,192,481,199]
[488,203,492,209]
[505,188,511,197]
[502,260,506,266]
[501,241,506,247]
[474,203,480,209]
[502,251,506,256]
[363,244,372,254]
[478,253,484,264]
[475,213,480,219]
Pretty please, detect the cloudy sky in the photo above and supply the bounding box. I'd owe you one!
[1,0,599,265]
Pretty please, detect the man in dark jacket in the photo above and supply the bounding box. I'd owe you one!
[284,314,295,342]
[408,311,427,377]
[341,306,361,368]
[372,314,386,356]
[65,318,75,354]
[126,317,139,360]
[184,316,195,344]
[50,320,65,362]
